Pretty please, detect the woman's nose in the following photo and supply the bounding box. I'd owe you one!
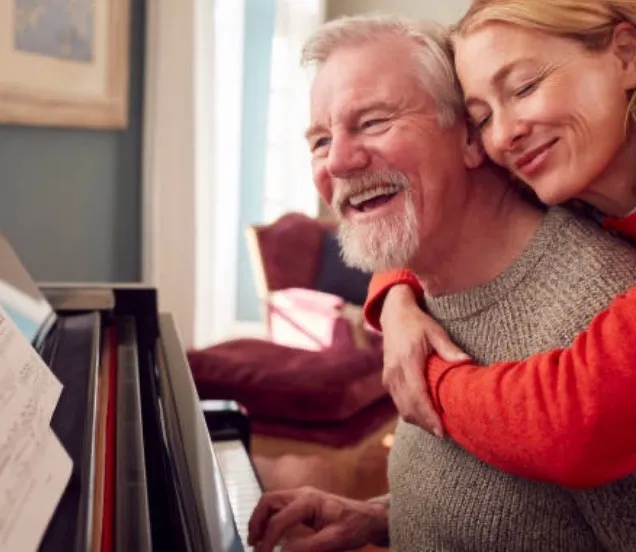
[490,112,531,154]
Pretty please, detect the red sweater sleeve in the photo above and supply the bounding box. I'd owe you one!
[364,270,422,331]
[602,213,636,236]
[427,285,636,488]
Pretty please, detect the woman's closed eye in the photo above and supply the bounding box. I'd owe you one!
[513,78,540,98]
[470,112,492,131]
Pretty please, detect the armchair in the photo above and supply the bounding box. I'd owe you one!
[245,212,376,351]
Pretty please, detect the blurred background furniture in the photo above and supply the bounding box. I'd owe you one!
[245,212,374,351]
[188,212,396,501]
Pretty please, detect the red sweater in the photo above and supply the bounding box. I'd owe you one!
[364,213,636,488]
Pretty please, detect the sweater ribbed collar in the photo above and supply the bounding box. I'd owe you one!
[423,207,574,321]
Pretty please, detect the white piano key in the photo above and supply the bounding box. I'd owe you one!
[213,440,262,551]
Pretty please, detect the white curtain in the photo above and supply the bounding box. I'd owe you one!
[263,0,326,223]
[144,0,246,348]
[144,0,325,348]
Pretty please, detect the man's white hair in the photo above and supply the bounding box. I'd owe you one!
[301,14,463,127]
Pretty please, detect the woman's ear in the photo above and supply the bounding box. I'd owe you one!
[611,22,636,91]
[462,122,485,169]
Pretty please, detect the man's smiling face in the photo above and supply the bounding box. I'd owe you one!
[307,33,473,272]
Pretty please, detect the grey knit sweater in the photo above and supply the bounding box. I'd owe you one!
[387,207,636,551]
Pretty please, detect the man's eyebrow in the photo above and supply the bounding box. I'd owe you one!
[464,59,535,108]
[353,101,395,119]
[304,124,326,142]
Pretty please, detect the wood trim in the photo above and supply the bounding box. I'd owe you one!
[244,225,271,304]
[0,0,131,129]
[244,224,272,332]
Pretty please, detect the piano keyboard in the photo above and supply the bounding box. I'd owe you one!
[213,440,263,551]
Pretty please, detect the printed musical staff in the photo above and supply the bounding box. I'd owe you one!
[0,305,71,552]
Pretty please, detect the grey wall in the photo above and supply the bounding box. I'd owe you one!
[0,0,145,283]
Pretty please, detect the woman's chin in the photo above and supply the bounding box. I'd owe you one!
[528,174,583,207]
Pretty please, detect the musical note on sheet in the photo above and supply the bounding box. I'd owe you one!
[0,306,72,552]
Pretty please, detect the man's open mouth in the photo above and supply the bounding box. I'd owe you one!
[346,184,402,213]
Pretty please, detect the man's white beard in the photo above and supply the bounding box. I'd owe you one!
[336,190,419,274]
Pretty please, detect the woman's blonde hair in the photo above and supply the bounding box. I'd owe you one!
[454,0,636,127]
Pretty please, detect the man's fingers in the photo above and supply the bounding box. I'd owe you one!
[255,497,315,552]
[248,498,277,545]
[427,329,470,363]
[249,492,293,546]
[283,525,353,552]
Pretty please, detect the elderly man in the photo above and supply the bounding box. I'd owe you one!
[248,15,636,552]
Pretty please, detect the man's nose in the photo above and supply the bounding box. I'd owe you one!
[326,132,370,177]
[491,111,531,154]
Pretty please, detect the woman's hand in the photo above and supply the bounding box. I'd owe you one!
[380,284,470,436]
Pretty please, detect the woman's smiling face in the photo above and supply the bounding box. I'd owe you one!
[454,22,636,207]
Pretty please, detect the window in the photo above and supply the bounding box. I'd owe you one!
[263,0,325,223]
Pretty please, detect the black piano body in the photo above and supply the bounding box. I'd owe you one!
[36,284,259,552]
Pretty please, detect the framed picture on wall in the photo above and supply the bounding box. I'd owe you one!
[0,0,130,129]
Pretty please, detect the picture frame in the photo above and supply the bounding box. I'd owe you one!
[0,0,131,129]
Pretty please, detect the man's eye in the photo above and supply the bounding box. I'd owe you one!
[361,118,388,129]
[312,137,331,151]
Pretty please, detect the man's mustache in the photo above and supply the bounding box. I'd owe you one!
[331,170,410,216]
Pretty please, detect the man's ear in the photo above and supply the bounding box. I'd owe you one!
[462,122,485,169]
[611,22,636,91]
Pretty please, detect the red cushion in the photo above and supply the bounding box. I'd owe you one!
[188,338,386,424]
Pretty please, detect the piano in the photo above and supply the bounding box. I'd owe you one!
[0,235,264,551]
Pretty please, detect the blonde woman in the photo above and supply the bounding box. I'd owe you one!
[368,0,636,488]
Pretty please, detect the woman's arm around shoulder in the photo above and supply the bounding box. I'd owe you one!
[364,269,423,330]
[427,285,636,488]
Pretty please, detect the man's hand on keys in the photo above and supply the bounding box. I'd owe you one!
[248,486,389,552]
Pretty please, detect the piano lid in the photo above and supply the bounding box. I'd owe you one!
[0,233,56,348]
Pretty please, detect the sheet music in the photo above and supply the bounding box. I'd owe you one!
[0,306,72,552]
[0,309,61,422]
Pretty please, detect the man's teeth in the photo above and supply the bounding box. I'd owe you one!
[348,185,400,207]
